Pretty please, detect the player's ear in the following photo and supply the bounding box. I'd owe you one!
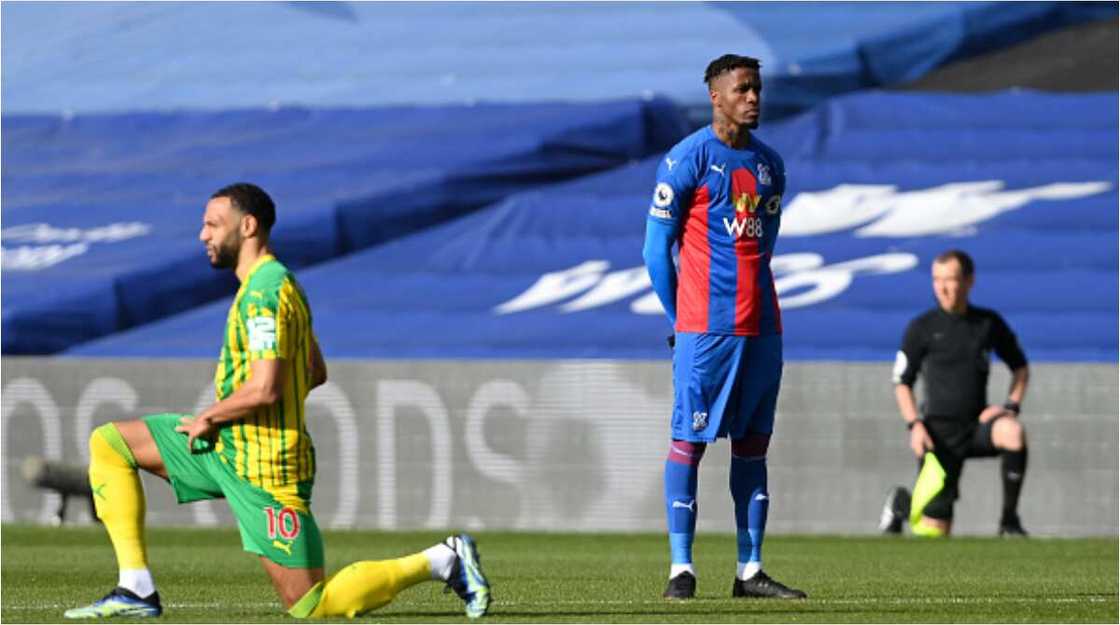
[240,213,259,239]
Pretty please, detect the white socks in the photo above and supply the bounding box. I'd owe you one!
[669,563,695,579]
[737,561,762,580]
[423,543,456,581]
[119,568,155,598]
[671,561,763,580]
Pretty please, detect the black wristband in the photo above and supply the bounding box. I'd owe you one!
[1003,401,1020,415]
[907,419,923,431]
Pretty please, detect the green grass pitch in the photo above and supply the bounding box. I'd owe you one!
[2,525,1116,623]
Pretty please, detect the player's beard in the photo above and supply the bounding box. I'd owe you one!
[208,231,241,269]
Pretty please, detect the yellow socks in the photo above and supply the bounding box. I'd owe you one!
[289,553,431,618]
[89,424,149,572]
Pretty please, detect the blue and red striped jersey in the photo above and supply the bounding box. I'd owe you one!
[646,125,786,336]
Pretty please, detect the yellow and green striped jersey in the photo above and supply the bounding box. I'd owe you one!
[213,254,316,493]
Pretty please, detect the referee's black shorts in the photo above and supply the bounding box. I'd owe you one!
[916,415,1001,521]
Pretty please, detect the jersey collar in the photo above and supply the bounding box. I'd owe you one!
[243,253,276,283]
[234,254,276,301]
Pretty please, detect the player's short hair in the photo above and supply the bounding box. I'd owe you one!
[704,54,761,87]
[933,249,975,278]
[211,182,276,234]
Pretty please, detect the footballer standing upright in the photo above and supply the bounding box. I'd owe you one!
[643,54,805,600]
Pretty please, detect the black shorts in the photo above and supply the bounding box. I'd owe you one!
[915,415,1000,521]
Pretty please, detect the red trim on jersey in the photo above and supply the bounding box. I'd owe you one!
[676,185,711,332]
[731,168,762,334]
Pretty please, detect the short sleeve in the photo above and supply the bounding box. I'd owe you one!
[770,151,787,197]
[244,276,301,362]
[892,318,926,386]
[245,292,280,362]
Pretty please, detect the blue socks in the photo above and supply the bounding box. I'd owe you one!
[665,441,705,567]
[731,435,770,571]
[665,436,770,577]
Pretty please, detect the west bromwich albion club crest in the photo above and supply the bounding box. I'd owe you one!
[757,163,772,186]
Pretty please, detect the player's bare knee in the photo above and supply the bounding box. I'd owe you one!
[112,420,168,478]
[731,433,770,458]
[262,559,321,608]
[270,582,304,609]
[993,418,1024,451]
[280,586,306,609]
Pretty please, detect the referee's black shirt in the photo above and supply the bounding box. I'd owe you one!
[893,305,1028,421]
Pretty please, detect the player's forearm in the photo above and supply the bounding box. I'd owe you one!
[197,379,281,425]
[647,265,678,324]
[642,221,678,323]
[308,337,327,389]
[894,384,921,425]
[1007,365,1029,405]
[309,363,327,390]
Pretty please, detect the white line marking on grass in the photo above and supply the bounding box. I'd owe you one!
[4,601,279,611]
[7,595,1111,611]
[492,596,1113,607]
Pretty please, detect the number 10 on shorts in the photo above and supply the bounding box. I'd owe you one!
[264,506,301,540]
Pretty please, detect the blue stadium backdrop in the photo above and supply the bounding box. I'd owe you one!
[63,91,1118,363]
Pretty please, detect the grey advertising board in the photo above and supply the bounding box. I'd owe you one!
[2,358,1116,536]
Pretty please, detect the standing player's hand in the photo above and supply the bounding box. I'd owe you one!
[909,422,933,458]
[978,404,1011,424]
[667,334,675,349]
[176,414,216,452]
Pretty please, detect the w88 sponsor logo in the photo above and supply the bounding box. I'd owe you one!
[723,216,763,239]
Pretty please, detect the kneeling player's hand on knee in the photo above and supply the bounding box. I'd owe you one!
[978,404,1014,424]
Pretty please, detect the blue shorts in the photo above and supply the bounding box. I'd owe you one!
[671,332,782,443]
